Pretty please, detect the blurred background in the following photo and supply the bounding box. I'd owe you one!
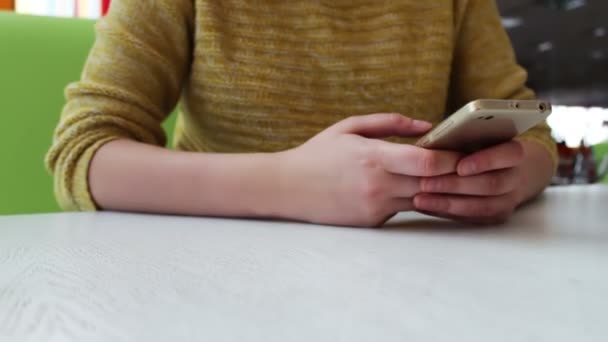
[496,0,608,184]
[0,0,606,214]
[497,0,607,106]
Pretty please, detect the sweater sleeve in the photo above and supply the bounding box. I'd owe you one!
[45,0,193,211]
[449,0,558,167]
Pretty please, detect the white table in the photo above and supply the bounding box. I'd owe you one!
[1,185,607,342]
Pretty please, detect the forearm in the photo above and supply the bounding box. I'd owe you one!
[89,139,287,217]
[517,140,556,204]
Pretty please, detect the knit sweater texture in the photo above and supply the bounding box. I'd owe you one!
[46,0,557,211]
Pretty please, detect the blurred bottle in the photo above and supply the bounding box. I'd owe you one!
[0,0,15,10]
[572,140,597,184]
[101,0,110,15]
[553,140,574,185]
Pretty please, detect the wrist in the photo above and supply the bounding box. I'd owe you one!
[251,151,295,219]
[269,149,302,220]
[185,151,292,219]
[516,140,554,205]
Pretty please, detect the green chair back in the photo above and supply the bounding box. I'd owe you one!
[0,12,175,215]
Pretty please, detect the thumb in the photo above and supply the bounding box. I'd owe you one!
[329,113,432,138]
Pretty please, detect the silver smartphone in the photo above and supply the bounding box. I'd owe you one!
[416,99,552,152]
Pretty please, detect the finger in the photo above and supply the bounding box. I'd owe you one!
[457,140,524,176]
[386,198,416,214]
[417,209,510,225]
[385,173,421,198]
[378,141,462,177]
[420,168,520,196]
[413,193,516,219]
[329,113,432,138]
[373,198,415,227]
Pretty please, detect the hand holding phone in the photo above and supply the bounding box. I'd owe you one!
[416,99,551,152]
[413,99,553,224]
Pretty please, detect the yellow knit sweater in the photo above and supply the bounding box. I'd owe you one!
[46,0,557,211]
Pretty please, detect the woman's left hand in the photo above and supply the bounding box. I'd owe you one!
[413,140,551,224]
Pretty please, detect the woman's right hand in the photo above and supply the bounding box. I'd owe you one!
[277,113,462,227]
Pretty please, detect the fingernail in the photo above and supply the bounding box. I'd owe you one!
[412,120,432,130]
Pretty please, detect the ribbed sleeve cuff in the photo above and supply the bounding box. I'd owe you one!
[54,136,122,212]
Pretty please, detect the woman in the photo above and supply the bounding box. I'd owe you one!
[46,0,557,227]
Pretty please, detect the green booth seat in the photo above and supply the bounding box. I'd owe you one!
[0,12,176,215]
